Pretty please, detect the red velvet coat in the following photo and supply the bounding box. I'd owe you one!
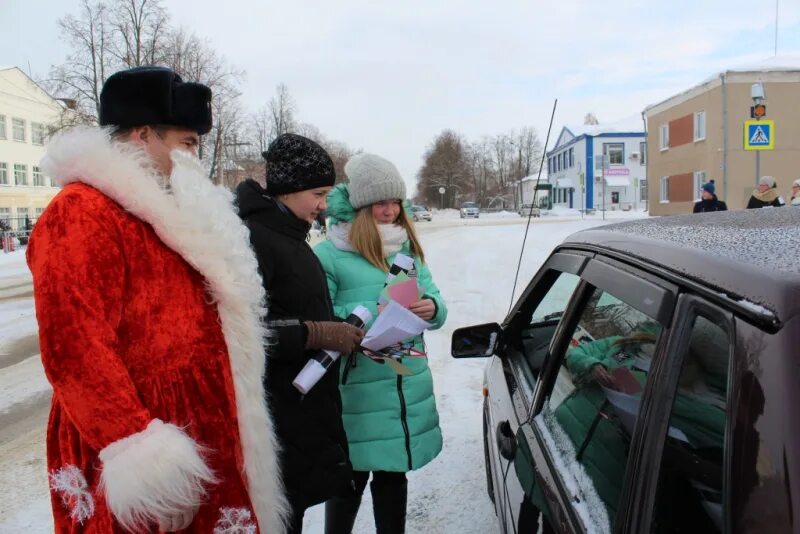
[29,127,288,533]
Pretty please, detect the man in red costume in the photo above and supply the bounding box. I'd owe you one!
[27,66,287,533]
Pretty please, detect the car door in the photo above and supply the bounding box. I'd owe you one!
[482,251,589,532]
[521,257,678,533]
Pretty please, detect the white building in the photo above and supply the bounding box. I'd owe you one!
[519,175,551,208]
[546,116,647,212]
[0,67,64,230]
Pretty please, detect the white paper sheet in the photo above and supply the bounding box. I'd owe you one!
[361,301,432,351]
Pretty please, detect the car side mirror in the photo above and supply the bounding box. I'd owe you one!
[451,322,502,358]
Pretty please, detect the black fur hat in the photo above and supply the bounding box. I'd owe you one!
[99,66,212,135]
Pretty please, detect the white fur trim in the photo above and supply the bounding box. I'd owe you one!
[50,465,95,524]
[42,127,289,533]
[98,419,216,532]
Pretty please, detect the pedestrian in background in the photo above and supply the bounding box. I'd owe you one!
[747,176,785,209]
[693,180,727,213]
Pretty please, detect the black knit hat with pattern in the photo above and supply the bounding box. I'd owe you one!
[263,134,336,195]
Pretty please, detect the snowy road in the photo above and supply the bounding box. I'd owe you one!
[0,209,645,532]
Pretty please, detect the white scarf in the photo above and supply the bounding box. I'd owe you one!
[329,222,408,257]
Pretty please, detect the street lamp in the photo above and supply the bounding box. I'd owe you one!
[438,187,446,210]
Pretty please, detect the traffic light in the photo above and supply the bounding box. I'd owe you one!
[751,104,767,119]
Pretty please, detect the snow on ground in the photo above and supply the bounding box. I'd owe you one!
[0,212,646,532]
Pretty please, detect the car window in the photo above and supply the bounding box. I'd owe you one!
[518,272,581,377]
[533,286,663,532]
[650,315,729,534]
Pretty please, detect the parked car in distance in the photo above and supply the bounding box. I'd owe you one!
[518,203,541,218]
[461,201,480,219]
[411,205,432,222]
[450,208,800,534]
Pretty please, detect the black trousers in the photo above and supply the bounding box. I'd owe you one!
[352,470,407,495]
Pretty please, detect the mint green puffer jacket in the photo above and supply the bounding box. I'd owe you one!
[314,184,447,472]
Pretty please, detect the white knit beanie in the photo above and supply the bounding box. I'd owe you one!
[345,153,407,209]
[759,175,777,188]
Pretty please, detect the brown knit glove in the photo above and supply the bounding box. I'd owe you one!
[304,321,365,355]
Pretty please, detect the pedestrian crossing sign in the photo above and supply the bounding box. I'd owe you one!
[744,120,775,151]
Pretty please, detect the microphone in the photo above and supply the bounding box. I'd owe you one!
[292,305,372,394]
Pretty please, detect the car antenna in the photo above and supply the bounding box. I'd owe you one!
[509,98,558,313]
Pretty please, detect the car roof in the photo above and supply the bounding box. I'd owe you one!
[561,208,800,325]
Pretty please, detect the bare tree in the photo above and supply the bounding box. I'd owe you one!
[269,83,296,140]
[510,127,543,207]
[109,0,169,67]
[417,130,469,209]
[161,27,245,180]
[584,112,599,125]
[250,105,272,155]
[47,0,113,120]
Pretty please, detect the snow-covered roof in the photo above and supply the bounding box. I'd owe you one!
[645,54,800,116]
[550,115,645,153]
[563,114,645,138]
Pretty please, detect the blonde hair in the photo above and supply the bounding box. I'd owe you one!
[349,205,425,271]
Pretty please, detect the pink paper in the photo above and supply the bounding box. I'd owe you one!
[611,367,642,394]
[387,279,420,308]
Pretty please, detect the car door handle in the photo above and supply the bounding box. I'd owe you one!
[496,420,516,461]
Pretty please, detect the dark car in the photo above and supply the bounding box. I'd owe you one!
[451,209,800,534]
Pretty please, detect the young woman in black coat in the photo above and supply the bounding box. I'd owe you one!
[236,134,364,534]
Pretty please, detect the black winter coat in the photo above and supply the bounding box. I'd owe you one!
[747,194,785,209]
[693,196,728,213]
[236,180,353,510]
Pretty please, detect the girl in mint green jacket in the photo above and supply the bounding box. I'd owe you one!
[315,154,447,534]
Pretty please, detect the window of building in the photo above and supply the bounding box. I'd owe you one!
[694,111,706,142]
[0,207,10,224]
[12,118,26,142]
[0,163,7,185]
[33,166,45,186]
[694,171,706,201]
[548,158,552,174]
[640,142,647,166]
[31,123,46,145]
[660,176,669,203]
[604,143,625,166]
[35,207,45,218]
[569,148,575,167]
[640,179,648,202]
[0,116,6,140]
[14,164,28,186]
[17,207,30,226]
[660,124,669,151]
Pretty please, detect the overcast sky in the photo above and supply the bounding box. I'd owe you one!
[4,0,800,193]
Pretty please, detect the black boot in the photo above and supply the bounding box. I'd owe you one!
[324,495,362,534]
[370,478,407,534]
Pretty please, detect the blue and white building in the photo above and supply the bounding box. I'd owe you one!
[546,116,647,211]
